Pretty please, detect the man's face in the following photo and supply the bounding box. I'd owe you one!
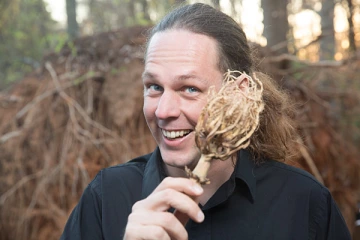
[143,29,223,172]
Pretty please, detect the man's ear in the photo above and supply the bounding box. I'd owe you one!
[235,74,249,92]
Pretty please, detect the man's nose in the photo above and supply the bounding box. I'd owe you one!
[155,91,181,119]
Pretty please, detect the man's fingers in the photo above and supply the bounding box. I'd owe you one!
[133,188,204,223]
[124,224,171,240]
[125,177,204,239]
[153,177,203,196]
[128,211,188,240]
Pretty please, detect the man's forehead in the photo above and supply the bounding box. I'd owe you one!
[147,30,218,54]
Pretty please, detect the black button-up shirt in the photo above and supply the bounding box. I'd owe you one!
[61,148,351,239]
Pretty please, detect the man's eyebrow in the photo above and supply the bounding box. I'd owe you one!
[177,74,197,81]
[142,71,156,80]
[177,74,208,84]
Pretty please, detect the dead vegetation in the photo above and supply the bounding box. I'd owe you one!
[189,71,264,184]
[0,26,359,239]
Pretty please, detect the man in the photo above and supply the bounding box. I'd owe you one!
[61,3,351,240]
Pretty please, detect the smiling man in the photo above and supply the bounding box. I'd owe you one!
[61,3,351,240]
[143,30,224,176]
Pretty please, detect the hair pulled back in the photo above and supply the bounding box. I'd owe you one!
[147,3,299,162]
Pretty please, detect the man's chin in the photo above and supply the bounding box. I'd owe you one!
[162,156,199,176]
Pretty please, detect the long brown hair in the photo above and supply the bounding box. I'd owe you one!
[249,71,299,162]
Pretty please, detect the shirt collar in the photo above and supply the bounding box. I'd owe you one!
[234,149,257,202]
[141,147,165,199]
[141,147,257,202]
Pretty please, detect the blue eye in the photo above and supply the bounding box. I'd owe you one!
[185,87,199,93]
[144,84,163,96]
[149,84,163,92]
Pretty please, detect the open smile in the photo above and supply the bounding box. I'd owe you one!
[161,129,192,139]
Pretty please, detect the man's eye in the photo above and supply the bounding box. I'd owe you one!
[185,87,199,93]
[149,84,163,92]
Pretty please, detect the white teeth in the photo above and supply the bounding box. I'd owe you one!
[162,129,190,139]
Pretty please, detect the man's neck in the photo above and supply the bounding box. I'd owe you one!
[165,157,236,206]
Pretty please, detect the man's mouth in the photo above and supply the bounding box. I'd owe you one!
[162,129,192,139]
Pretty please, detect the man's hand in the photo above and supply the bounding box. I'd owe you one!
[123,177,204,240]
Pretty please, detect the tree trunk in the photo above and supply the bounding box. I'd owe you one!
[229,0,238,17]
[212,0,221,10]
[140,0,151,21]
[319,0,335,60]
[66,0,79,39]
[346,0,356,53]
[128,0,136,23]
[261,0,289,54]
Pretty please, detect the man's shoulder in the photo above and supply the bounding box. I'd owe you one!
[105,152,152,173]
[100,152,154,181]
[262,160,326,190]
[258,160,333,209]
[259,160,350,239]
[88,152,153,193]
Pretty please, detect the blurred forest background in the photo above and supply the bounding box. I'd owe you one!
[0,0,360,239]
[1,0,360,87]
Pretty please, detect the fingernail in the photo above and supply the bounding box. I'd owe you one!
[192,185,203,194]
[197,211,204,222]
